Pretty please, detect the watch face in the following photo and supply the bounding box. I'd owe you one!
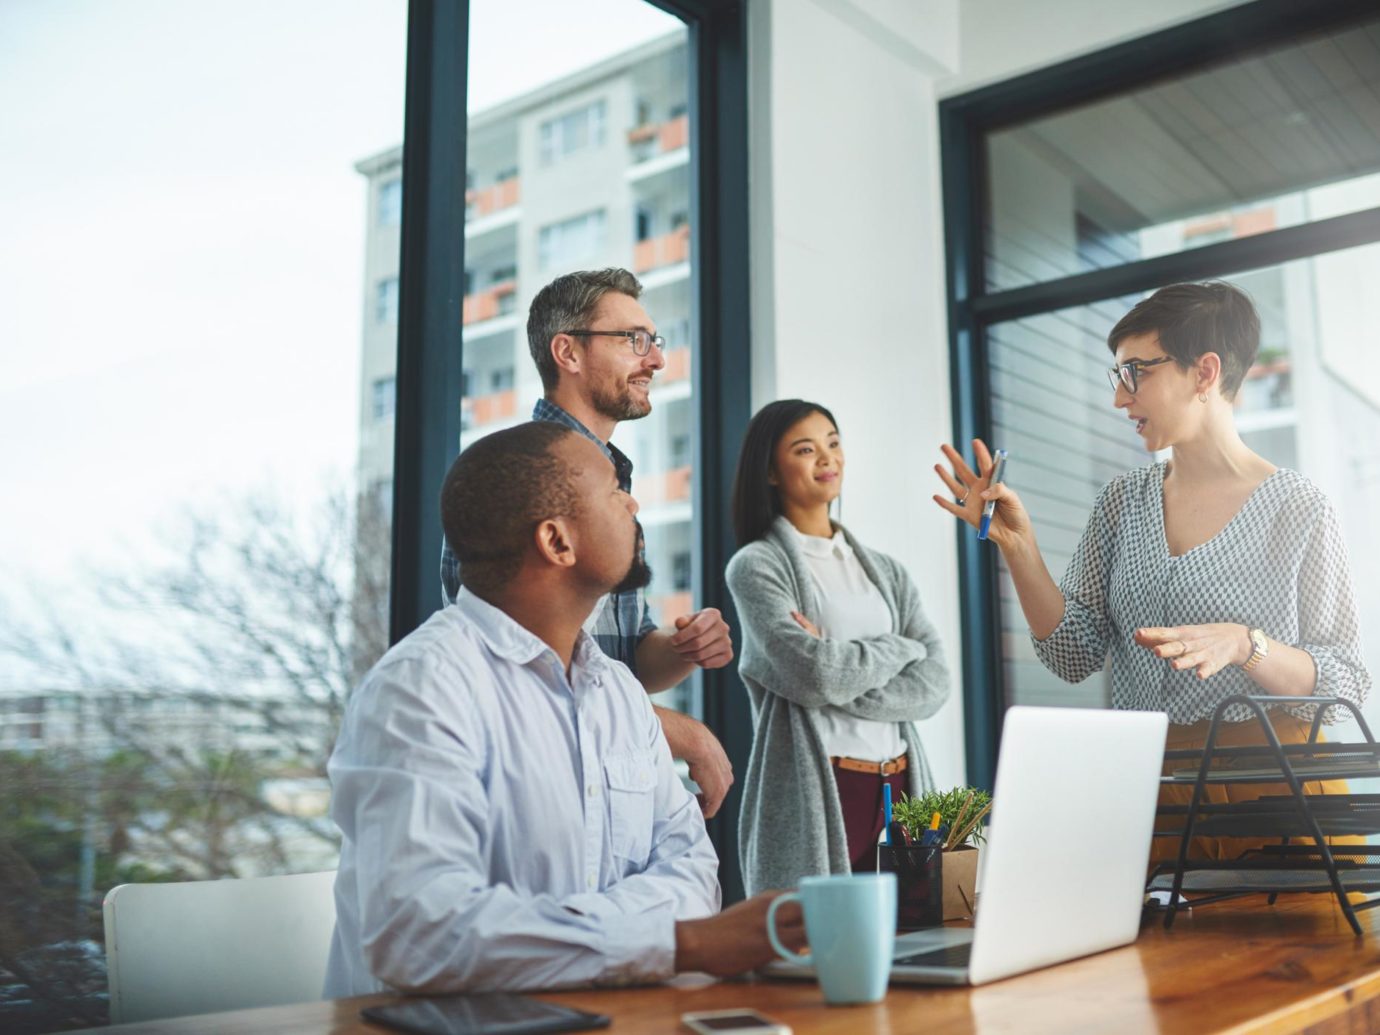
[1251,629,1269,654]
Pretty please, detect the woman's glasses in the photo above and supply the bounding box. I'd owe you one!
[1107,356,1173,394]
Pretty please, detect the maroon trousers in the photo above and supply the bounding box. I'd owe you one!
[832,760,909,872]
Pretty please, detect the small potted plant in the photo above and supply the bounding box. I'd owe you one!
[888,787,991,922]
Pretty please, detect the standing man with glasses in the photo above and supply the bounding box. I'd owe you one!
[441,268,736,818]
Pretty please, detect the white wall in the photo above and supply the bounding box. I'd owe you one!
[746,0,1272,788]
[749,0,965,785]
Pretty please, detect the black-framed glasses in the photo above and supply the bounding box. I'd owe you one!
[1107,355,1173,394]
[565,329,666,356]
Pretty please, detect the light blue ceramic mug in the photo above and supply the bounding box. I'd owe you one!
[766,872,897,1005]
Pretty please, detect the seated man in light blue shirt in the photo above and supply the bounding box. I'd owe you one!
[325,422,803,996]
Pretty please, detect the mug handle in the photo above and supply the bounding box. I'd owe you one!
[766,891,810,965]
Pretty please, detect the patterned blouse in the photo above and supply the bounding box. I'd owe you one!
[1032,462,1370,724]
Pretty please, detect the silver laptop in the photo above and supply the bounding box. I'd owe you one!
[767,706,1168,986]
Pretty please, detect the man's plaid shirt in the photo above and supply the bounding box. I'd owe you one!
[439,398,658,674]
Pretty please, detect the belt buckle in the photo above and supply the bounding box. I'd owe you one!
[880,759,898,776]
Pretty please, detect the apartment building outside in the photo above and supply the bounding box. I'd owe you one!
[354,30,698,710]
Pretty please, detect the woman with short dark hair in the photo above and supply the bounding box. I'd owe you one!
[935,281,1370,860]
[728,400,951,895]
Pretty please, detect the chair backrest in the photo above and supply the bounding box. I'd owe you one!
[103,870,337,1024]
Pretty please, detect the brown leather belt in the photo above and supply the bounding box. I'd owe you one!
[830,752,908,776]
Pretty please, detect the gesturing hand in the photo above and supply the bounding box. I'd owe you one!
[1135,624,1252,681]
[932,439,1032,548]
[671,608,734,669]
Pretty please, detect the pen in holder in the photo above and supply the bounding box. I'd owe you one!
[876,841,943,930]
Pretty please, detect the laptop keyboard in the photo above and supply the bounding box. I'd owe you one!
[894,943,972,969]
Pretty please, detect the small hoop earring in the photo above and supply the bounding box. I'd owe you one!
[1199,392,1208,403]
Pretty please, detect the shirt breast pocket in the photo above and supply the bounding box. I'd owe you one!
[604,751,658,864]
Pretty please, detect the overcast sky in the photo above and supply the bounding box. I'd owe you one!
[0,0,680,604]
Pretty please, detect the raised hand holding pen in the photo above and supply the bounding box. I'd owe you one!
[933,438,1066,641]
[932,439,1033,550]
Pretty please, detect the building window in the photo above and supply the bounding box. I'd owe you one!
[672,551,692,592]
[489,367,514,391]
[539,99,606,165]
[378,178,401,227]
[375,277,399,324]
[372,376,396,421]
[538,209,606,270]
[670,433,691,468]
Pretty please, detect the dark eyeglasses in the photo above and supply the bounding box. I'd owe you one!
[1107,356,1173,394]
[565,329,666,357]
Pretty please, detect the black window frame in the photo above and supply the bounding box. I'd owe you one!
[389,0,754,902]
[941,0,1380,791]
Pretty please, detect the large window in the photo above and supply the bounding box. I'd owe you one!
[0,2,405,1029]
[943,4,1380,786]
[356,0,701,721]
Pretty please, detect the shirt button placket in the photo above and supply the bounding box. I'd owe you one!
[579,714,604,889]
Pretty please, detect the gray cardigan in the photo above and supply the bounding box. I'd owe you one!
[725,516,951,895]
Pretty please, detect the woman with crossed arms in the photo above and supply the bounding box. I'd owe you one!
[728,399,951,894]
[934,281,1370,859]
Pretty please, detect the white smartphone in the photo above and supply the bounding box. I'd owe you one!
[681,1009,792,1035]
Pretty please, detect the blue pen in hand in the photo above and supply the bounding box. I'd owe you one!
[978,449,1009,542]
[883,784,893,845]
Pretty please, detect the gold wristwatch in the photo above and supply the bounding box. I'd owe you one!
[1242,628,1270,672]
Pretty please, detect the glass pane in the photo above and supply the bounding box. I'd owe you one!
[989,240,1380,748]
[984,16,1380,291]
[370,0,698,710]
[0,2,405,1029]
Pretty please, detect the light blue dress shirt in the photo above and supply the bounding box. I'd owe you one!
[323,589,721,997]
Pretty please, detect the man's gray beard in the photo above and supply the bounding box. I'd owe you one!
[591,382,651,422]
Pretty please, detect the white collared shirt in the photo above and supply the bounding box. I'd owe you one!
[323,588,720,998]
[793,526,905,762]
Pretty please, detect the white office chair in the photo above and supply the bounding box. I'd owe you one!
[103,869,337,1024]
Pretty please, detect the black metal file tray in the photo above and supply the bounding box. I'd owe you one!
[1152,695,1380,936]
[1156,795,1380,839]
[1165,757,1380,783]
[1149,866,1380,895]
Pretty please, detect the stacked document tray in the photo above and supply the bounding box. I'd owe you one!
[1149,695,1380,936]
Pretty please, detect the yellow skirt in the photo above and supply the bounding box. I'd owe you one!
[1152,710,1357,864]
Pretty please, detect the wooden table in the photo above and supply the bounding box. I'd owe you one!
[77,894,1380,1034]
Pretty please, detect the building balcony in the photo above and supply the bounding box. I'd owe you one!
[648,590,693,624]
[1183,206,1276,244]
[633,226,690,274]
[465,177,520,220]
[628,115,688,163]
[659,346,690,385]
[463,280,517,325]
[462,389,518,431]
[636,465,691,506]
[1238,357,1293,413]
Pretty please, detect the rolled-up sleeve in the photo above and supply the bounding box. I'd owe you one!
[1296,500,1370,715]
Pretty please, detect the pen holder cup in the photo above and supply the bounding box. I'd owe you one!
[876,843,943,930]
